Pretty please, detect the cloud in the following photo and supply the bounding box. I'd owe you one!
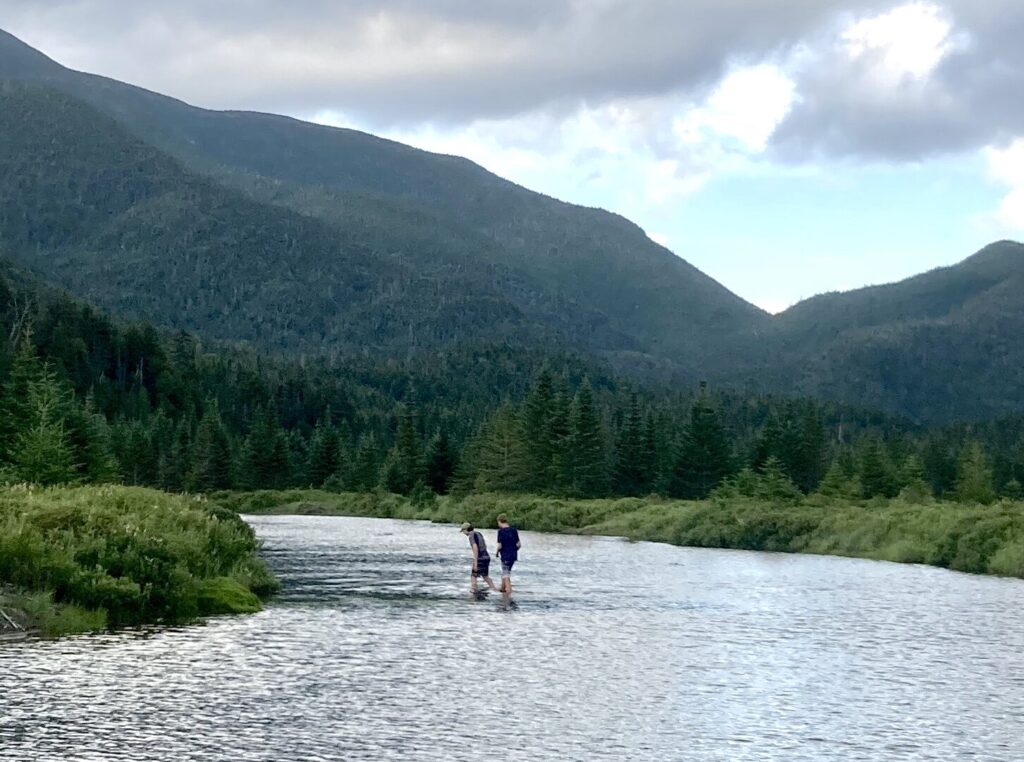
[773,1,1024,161]
[2,0,1022,167]
[984,139,1024,232]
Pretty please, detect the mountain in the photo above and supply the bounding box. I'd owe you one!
[3,30,1024,424]
[761,241,1024,422]
[0,29,767,374]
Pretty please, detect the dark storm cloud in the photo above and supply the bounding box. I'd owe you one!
[1,1,1022,161]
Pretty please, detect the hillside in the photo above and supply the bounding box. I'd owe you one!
[0,29,768,373]
[764,242,1024,422]
[3,29,1024,423]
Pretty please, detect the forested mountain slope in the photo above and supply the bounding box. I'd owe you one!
[3,29,1024,423]
[0,29,768,371]
[763,242,1024,422]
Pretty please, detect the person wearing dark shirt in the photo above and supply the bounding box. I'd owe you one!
[460,522,498,593]
[495,513,521,596]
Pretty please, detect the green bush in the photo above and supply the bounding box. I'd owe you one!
[0,485,277,634]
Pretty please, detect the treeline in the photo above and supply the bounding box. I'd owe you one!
[0,271,1022,503]
[458,372,1023,504]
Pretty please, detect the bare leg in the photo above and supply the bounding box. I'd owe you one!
[470,573,478,593]
[503,576,512,597]
[484,575,499,591]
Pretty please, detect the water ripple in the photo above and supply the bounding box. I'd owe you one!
[3,515,1023,761]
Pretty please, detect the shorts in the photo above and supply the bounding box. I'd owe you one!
[472,557,491,578]
[500,558,515,578]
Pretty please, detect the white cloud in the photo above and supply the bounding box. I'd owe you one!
[673,64,796,153]
[984,138,1024,231]
[646,231,670,247]
[842,2,955,82]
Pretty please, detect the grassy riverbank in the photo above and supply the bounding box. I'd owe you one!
[0,485,278,636]
[211,490,1024,579]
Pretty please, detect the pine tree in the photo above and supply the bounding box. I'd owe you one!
[425,429,456,495]
[307,418,340,487]
[12,366,77,485]
[857,436,896,499]
[473,405,527,493]
[671,392,732,499]
[614,392,648,496]
[955,441,996,505]
[244,406,291,489]
[757,455,803,503]
[816,459,859,500]
[546,380,572,493]
[564,379,608,498]
[897,453,933,503]
[0,338,42,463]
[393,403,424,494]
[189,401,233,491]
[521,370,555,492]
[350,433,382,492]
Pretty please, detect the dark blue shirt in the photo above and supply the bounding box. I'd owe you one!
[497,526,520,562]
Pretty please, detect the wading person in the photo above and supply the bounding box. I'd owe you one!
[495,513,521,596]
[460,522,498,594]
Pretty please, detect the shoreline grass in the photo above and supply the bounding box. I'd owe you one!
[210,489,1024,580]
[0,485,278,637]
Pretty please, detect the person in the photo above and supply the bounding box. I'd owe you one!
[495,513,521,596]
[460,522,498,593]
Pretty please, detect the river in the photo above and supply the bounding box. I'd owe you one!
[3,515,1023,760]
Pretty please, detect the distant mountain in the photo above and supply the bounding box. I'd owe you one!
[762,241,1024,422]
[2,29,1024,424]
[0,29,767,374]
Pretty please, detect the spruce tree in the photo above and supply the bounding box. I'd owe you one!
[425,429,456,495]
[955,441,996,505]
[245,406,291,489]
[521,370,555,492]
[393,403,424,494]
[671,392,732,499]
[307,419,340,487]
[12,366,77,485]
[565,379,608,498]
[857,436,896,499]
[473,405,527,493]
[0,339,42,463]
[897,453,933,503]
[816,459,858,500]
[189,402,233,491]
[614,392,648,496]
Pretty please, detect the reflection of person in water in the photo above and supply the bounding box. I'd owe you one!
[461,522,498,594]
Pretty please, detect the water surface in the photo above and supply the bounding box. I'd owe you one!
[3,515,1023,760]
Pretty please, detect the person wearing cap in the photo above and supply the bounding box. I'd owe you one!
[495,513,521,596]
[460,522,498,594]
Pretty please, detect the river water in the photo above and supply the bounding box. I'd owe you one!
[3,515,1024,761]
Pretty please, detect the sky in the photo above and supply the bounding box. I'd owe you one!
[2,1,1023,313]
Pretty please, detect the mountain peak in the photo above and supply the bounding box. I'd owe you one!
[0,29,63,77]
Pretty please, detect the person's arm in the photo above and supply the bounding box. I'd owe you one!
[496,533,503,555]
[516,529,521,550]
[471,536,479,569]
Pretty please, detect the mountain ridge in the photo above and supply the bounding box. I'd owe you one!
[2,29,1024,423]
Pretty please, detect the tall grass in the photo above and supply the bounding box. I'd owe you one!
[0,485,278,635]
[212,489,1024,579]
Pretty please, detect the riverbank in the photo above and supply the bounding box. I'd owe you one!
[0,485,278,636]
[211,489,1024,579]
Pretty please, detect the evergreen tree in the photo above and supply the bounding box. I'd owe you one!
[564,379,608,497]
[614,392,649,496]
[244,406,291,489]
[922,436,957,497]
[349,433,382,492]
[393,403,424,494]
[756,455,803,503]
[425,429,456,495]
[0,338,42,462]
[815,459,859,500]
[896,453,933,503]
[671,391,732,499]
[955,441,996,505]
[1003,478,1024,500]
[521,370,555,492]
[12,366,77,485]
[857,436,896,499]
[473,405,527,493]
[189,401,233,491]
[307,417,341,487]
